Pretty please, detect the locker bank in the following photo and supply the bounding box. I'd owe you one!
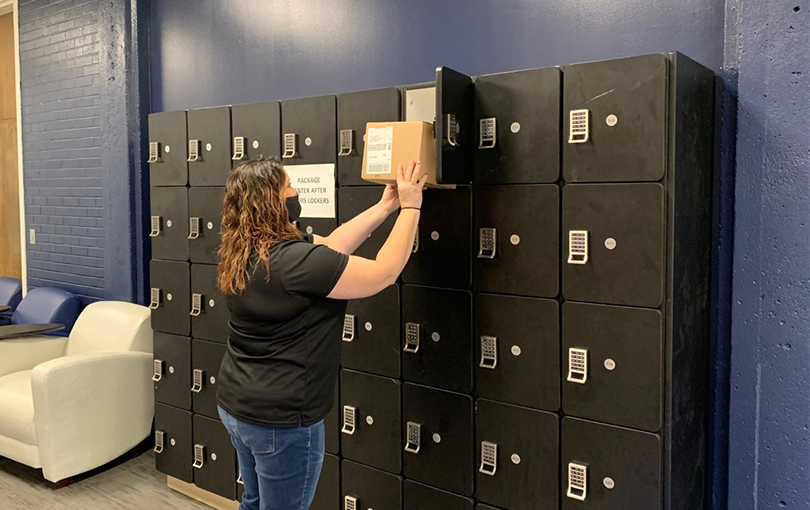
[0,2,805,510]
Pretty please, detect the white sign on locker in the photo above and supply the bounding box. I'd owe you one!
[284,164,336,219]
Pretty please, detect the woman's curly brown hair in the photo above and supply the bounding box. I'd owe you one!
[217,156,301,294]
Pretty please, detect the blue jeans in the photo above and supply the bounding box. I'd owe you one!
[218,406,325,510]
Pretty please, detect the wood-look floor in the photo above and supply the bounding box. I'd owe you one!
[0,451,213,510]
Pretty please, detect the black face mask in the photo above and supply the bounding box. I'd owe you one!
[286,195,302,223]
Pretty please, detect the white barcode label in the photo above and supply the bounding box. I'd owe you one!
[365,126,393,175]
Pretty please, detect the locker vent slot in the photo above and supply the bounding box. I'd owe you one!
[148,142,161,163]
[342,314,355,343]
[190,293,203,317]
[191,369,205,393]
[567,462,588,501]
[153,430,165,454]
[446,113,461,147]
[568,109,590,144]
[568,230,589,265]
[282,133,297,159]
[187,140,201,162]
[149,216,161,237]
[479,336,498,369]
[479,441,498,476]
[412,230,420,253]
[232,136,246,160]
[567,348,589,384]
[193,444,205,469]
[344,495,358,510]
[237,472,243,485]
[404,421,422,454]
[478,118,497,149]
[188,217,201,240]
[404,323,420,353]
[152,359,164,382]
[478,228,497,259]
[338,129,353,156]
[149,288,161,309]
[341,405,357,435]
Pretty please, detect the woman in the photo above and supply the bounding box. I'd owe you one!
[216,155,426,510]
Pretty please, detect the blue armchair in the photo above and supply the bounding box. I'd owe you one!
[0,278,23,326]
[3,287,82,337]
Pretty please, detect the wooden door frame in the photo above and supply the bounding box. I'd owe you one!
[0,0,26,293]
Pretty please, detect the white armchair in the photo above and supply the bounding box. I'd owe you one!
[0,301,154,483]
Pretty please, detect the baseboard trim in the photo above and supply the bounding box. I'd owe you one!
[167,476,239,510]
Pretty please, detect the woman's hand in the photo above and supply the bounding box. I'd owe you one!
[378,184,400,215]
[396,160,427,209]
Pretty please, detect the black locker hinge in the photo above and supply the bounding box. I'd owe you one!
[153,430,165,454]
[567,462,588,501]
[568,230,589,265]
[479,336,498,369]
[478,228,497,259]
[152,359,164,382]
[342,314,355,342]
[187,140,201,162]
[190,293,203,317]
[148,142,161,163]
[478,118,497,149]
[191,369,205,393]
[479,440,498,476]
[344,495,358,510]
[282,133,297,159]
[341,405,357,436]
[188,217,201,240]
[192,444,205,469]
[149,288,161,309]
[149,216,162,237]
[404,323,420,353]
[568,109,590,144]
[338,129,353,156]
[567,348,588,384]
[404,421,422,454]
[232,136,246,160]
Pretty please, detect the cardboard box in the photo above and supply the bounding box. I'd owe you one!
[361,121,454,188]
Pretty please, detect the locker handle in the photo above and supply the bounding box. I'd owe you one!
[404,421,422,454]
[478,228,497,259]
[191,369,205,393]
[567,462,588,501]
[342,314,355,342]
[479,440,498,476]
[338,129,353,156]
[190,293,203,317]
[446,114,461,147]
[567,230,589,265]
[148,141,161,163]
[568,109,590,144]
[193,444,205,469]
[149,216,161,237]
[149,288,161,310]
[344,495,358,510]
[282,133,297,159]
[341,405,357,435]
[478,118,497,149]
[152,359,164,382]
[412,230,420,254]
[237,472,243,485]
[187,140,201,162]
[153,430,165,454]
[479,336,498,369]
[403,323,420,353]
[188,217,201,240]
[232,136,246,161]
[567,348,589,384]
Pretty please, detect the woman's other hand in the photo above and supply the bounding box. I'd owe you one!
[378,184,400,215]
[396,160,427,209]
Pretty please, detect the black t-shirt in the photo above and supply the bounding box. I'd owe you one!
[216,235,349,427]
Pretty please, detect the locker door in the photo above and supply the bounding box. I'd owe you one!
[190,264,229,343]
[562,302,662,432]
[475,294,559,411]
[561,417,661,510]
[435,66,473,184]
[402,384,474,496]
[562,184,665,307]
[153,333,191,410]
[474,185,559,297]
[311,453,341,510]
[338,186,397,260]
[150,260,190,336]
[154,403,193,483]
[474,67,561,184]
[340,369,401,474]
[192,414,238,500]
[476,399,559,510]
[401,187,472,289]
[281,95,336,165]
[188,187,224,264]
[402,285,472,394]
[148,111,188,186]
[188,106,232,186]
[342,460,402,510]
[325,383,340,455]
[337,87,401,186]
[150,187,189,262]
[403,480,474,510]
[342,285,400,378]
[563,54,668,183]
[231,101,280,165]
[191,339,227,419]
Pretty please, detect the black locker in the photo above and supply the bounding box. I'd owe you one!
[337,87,401,185]
[435,66,473,184]
[340,369,401,474]
[401,285,473,394]
[149,187,189,262]
[192,414,238,500]
[281,95,337,164]
[311,453,341,510]
[190,264,229,343]
[324,383,340,455]
[153,333,191,410]
[562,54,668,183]
[476,399,559,510]
[338,186,397,260]
[342,285,400,378]
[148,111,188,186]
[231,101,280,165]
[150,260,190,336]
[562,302,662,432]
[402,383,474,496]
[154,403,193,483]
[191,339,227,419]
[401,186,472,289]
[473,67,561,184]
[562,183,665,308]
[187,106,232,186]
[403,479,474,510]
[474,185,559,297]
[475,293,560,411]
[561,417,661,510]
[296,219,337,239]
[342,460,402,510]
[188,187,224,264]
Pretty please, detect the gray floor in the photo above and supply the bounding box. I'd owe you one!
[0,451,213,510]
